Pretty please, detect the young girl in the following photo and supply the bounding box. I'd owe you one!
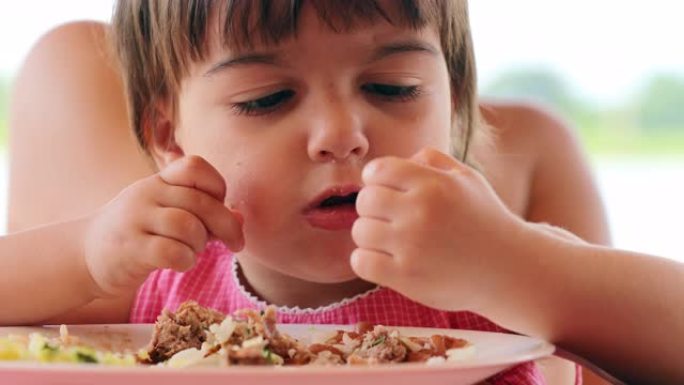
[3,4,682,382]
[4,0,613,383]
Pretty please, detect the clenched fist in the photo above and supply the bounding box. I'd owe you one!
[351,148,525,311]
[82,156,244,296]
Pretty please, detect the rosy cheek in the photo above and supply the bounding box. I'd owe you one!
[224,170,272,225]
[225,175,252,213]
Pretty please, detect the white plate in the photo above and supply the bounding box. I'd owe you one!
[0,324,554,385]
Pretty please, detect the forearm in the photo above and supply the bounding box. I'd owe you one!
[479,225,684,383]
[555,245,684,384]
[0,217,100,325]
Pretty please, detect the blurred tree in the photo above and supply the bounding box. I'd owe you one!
[476,68,684,155]
[635,74,684,132]
[481,67,595,128]
[483,69,574,111]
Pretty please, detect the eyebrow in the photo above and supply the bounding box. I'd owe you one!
[368,40,440,63]
[204,53,283,77]
[204,39,439,77]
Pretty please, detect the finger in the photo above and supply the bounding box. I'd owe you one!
[356,185,402,222]
[350,248,397,286]
[144,207,208,253]
[351,216,394,254]
[362,156,427,192]
[155,185,244,251]
[159,155,226,201]
[533,222,586,243]
[145,236,197,272]
[410,147,467,173]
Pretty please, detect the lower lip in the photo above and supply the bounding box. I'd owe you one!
[303,205,358,231]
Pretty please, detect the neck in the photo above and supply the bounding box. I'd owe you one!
[235,256,376,309]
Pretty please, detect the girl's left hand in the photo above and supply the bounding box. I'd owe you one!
[350,148,526,311]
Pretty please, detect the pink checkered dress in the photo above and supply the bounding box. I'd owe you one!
[131,240,546,384]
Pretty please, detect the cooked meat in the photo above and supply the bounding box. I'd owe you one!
[347,326,408,364]
[142,301,471,367]
[227,346,270,365]
[229,307,313,365]
[144,301,225,363]
[308,343,346,365]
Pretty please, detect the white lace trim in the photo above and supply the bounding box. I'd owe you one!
[230,256,381,315]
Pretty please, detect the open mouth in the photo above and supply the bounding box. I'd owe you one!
[304,187,360,230]
[318,192,358,208]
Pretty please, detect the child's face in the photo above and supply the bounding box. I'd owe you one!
[162,5,453,284]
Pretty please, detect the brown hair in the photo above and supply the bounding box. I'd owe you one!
[111,0,481,161]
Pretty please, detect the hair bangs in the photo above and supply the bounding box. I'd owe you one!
[212,0,444,52]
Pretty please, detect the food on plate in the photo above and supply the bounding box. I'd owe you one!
[0,301,474,368]
[0,324,136,366]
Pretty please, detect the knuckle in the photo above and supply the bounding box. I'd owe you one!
[355,187,375,213]
[394,253,420,279]
[149,238,173,261]
[408,202,432,227]
[352,218,378,248]
[193,191,214,211]
[174,156,208,179]
[363,157,391,181]
[182,155,207,170]
[350,249,372,278]
[166,210,201,235]
[350,218,367,245]
[351,249,380,280]
[150,238,193,270]
[425,174,449,194]
[414,147,434,160]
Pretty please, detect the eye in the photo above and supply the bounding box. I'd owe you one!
[232,89,295,116]
[361,84,421,102]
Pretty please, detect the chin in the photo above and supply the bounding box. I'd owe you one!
[296,263,358,284]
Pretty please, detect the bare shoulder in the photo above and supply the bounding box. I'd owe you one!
[479,100,582,156]
[13,20,119,103]
[19,21,112,72]
[31,20,109,51]
[12,20,117,111]
[477,100,610,245]
[9,20,153,232]
[472,101,577,217]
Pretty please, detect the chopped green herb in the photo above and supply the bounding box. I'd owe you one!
[260,348,284,365]
[370,336,386,347]
[75,351,98,364]
[261,348,272,360]
[42,343,58,352]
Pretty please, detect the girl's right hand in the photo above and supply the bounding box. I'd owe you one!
[82,156,244,297]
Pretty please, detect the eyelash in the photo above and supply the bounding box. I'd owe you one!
[361,84,421,102]
[231,84,421,117]
[231,90,295,117]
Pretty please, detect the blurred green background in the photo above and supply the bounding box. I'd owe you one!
[481,68,684,157]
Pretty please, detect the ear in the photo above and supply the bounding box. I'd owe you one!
[145,100,185,168]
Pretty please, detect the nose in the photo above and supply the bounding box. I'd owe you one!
[307,98,369,163]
